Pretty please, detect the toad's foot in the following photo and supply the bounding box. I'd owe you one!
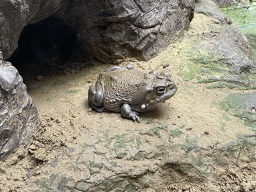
[121,103,140,123]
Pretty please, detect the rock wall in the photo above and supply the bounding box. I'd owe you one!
[0,0,64,60]
[211,0,250,7]
[69,0,195,63]
[0,52,40,160]
[1,0,195,63]
[195,0,256,89]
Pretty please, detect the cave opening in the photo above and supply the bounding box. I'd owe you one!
[7,16,89,82]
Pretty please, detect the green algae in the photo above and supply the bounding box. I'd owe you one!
[170,128,184,138]
[215,133,256,166]
[181,135,199,154]
[178,62,200,81]
[177,46,256,89]
[220,91,256,128]
[35,174,70,192]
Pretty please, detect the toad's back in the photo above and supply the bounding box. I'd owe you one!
[97,69,150,110]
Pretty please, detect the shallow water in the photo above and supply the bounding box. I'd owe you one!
[222,5,256,60]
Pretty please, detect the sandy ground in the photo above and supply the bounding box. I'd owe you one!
[1,14,256,191]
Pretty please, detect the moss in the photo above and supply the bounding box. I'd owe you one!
[140,178,148,186]
[132,151,144,161]
[220,91,256,128]
[67,89,80,94]
[35,174,70,191]
[135,136,142,151]
[75,182,91,191]
[181,135,199,154]
[150,127,161,138]
[146,122,169,138]
[144,118,154,124]
[219,122,226,132]
[170,128,184,138]
[116,152,127,159]
[178,62,200,81]
[114,135,128,149]
[216,134,256,166]
[36,177,49,190]
[179,125,185,129]
[101,130,112,148]
[221,7,256,27]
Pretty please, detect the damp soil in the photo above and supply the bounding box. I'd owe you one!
[1,13,256,191]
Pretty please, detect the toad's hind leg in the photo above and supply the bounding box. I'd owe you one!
[121,104,140,123]
[88,85,104,112]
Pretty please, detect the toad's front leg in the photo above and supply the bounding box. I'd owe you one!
[121,104,140,123]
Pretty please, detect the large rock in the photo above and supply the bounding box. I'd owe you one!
[191,0,256,89]
[0,0,63,60]
[68,0,195,63]
[1,0,195,64]
[0,52,40,160]
[211,0,250,7]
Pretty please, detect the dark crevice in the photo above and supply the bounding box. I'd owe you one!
[132,0,146,13]
[6,16,88,77]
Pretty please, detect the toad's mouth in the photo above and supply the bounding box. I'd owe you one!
[150,87,177,104]
[140,87,177,110]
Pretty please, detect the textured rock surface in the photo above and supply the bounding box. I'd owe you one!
[196,0,233,22]
[1,0,195,64]
[211,0,250,7]
[0,0,63,60]
[0,53,40,160]
[221,91,256,128]
[191,0,256,89]
[70,0,195,63]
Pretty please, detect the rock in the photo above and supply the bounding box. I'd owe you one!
[0,0,64,60]
[1,0,195,69]
[196,0,233,22]
[63,68,73,75]
[0,58,40,160]
[57,64,68,70]
[192,0,256,89]
[36,76,43,81]
[69,0,195,63]
[211,0,250,7]
[220,91,256,128]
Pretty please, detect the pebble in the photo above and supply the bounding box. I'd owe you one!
[36,75,43,81]
[57,63,67,69]
[29,144,36,150]
[204,131,209,135]
[163,64,169,68]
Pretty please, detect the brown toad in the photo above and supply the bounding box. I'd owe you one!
[88,65,177,122]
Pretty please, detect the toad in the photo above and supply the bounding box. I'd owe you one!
[88,65,177,122]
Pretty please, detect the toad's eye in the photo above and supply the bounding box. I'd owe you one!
[155,87,166,96]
